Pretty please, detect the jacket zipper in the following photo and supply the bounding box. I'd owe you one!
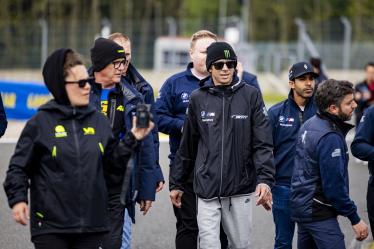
[219,96,225,198]
[109,98,117,128]
[71,109,83,228]
[299,109,304,124]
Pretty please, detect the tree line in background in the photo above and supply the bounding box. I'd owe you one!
[0,0,373,68]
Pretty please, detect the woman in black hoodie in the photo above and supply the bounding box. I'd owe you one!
[3,48,153,249]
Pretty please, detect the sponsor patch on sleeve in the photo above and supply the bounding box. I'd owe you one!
[331,148,341,157]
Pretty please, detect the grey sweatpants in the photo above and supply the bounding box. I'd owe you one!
[197,195,253,249]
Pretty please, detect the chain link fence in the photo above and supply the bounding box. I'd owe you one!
[0,17,373,72]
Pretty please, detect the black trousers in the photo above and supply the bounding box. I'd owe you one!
[32,232,106,249]
[367,183,374,239]
[103,194,126,249]
[173,182,228,249]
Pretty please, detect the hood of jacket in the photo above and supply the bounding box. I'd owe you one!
[42,48,72,105]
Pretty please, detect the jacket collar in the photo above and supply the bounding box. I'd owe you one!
[90,81,122,94]
[288,90,314,110]
[119,80,142,103]
[318,111,354,137]
[185,62,210,82]
[39,99,96,120]
[199,74,244,94]
[123,63,146,86]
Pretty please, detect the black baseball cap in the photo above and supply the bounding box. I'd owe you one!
[288,62,318,80]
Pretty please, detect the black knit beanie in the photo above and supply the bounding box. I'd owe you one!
[206,42,237,70]
[90,37,126,72]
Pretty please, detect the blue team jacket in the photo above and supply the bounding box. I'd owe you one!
[290,113,360,225]
[123,64,164,183]
[242,71,261,92]
[351,105,374,184]
[268,91,316,186]
[155,63,201,166]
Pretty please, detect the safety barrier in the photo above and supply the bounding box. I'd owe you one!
[0,81,51,119]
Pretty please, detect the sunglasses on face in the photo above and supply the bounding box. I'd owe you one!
[112,59,127,69]
[65,77,94,88]
[212,60,237,70]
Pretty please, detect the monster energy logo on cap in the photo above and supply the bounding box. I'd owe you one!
[224,49,230,58]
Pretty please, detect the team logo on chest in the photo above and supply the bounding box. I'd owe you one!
[55,125,67,138]
[181,92,190,103]
[231,114,248,120]
[279,115,295,127]
[83,127,95,135]
[201,111,215,122]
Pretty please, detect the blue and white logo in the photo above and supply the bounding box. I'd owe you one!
[263,106,269,117]
[301,130,307,144]
[331,148,341,158]
[231,114,248,120]
[201,110,214,122]
[181,92,189,103]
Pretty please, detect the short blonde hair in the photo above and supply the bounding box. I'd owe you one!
[190,30,217,49]
[108,33,130,43]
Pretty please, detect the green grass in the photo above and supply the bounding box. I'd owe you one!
[263,93,287,106]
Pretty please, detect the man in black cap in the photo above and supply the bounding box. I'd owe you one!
[268,62,318,249]
[89,37,157,249]
[170,41,274,248]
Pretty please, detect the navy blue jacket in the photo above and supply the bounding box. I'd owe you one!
[0,95,7,138]
[242,71,261,92]
[268,91,317,186]
[290,113,360,225]
[155,63,262,167]
[354,80,372,126]
[122,64,164,183]
[351,105,374,183]
[314,70,328,88]
[155,63,201,167]
[89,82,156,222]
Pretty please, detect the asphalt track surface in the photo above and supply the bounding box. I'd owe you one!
[0,139,372,249]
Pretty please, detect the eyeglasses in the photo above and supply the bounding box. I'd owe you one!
[112,59,127,69]
[212,61,237,70]
[65,77,94,88]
